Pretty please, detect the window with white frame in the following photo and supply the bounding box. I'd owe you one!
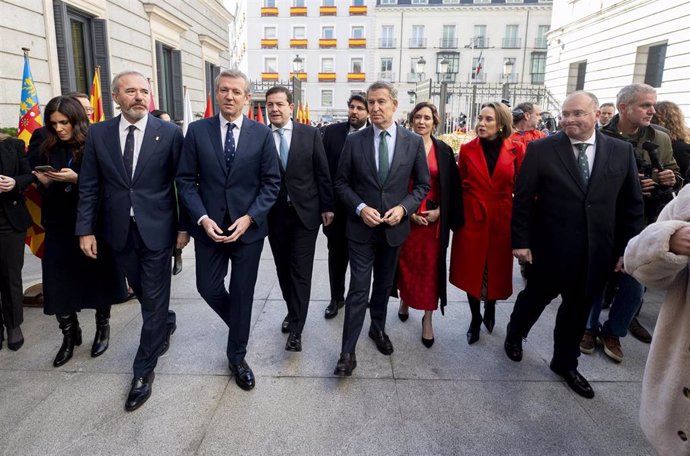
[321,57,334,72]
[352,26,364,39]
[321,89,333,107]
[322,0,335,6]
[265,57,277,73]
[322,26,334,39]
[380,0,397,4]
[264,26,276,39]
[351,57,363,73]
[381,25,394,48]
[293,0,305,6]
[264,0,276,7]
[293,26,305,39]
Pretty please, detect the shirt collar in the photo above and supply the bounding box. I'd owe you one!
[373,123,397,139]
[119,114,148,133]
[568,131,597,147]
[220,113,244,131]
[271,119,293,132]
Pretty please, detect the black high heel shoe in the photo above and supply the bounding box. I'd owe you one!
[466,318,482,345]
[398,301,409,322]
[483,301,495,334]
[421,314,434,348]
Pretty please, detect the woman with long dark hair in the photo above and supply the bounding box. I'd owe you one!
[29,95,126,367]
[449,101,525,344]
[652,101,690,184]
[396,101,461,347]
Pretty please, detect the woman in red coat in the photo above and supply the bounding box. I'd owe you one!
[449,101,525,344]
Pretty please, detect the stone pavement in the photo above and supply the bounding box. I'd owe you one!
[0,233,657,455]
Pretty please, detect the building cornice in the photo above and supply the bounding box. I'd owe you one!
[199,34,227,53]
[142,3,191,34]
[198,0,234,23]
[547,0,655,37]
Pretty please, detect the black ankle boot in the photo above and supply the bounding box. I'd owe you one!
[92,307,111,357]
[483,300,496,334]
[467,295,482,345]
[54,314,82,367]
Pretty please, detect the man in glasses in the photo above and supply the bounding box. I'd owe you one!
[504,91,643,399]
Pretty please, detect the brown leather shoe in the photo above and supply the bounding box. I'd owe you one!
[579,330,597,354]
[601,334,623,363]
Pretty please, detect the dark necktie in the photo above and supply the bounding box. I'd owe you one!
[224,123,236,171]
[123,125,136,180]
[378,130,390,184]
[575,143,590,183]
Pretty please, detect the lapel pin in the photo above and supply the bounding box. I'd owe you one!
[155,136,160,141]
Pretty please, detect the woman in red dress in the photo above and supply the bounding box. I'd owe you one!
[396,102,461,347]
[449,101,525,344]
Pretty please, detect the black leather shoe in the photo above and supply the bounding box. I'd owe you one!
[125,373,154,411]
[467,318,482,345]
[504,323,523,362]
[281,315,290,334]
[54,316,82,367]
[91,308,111,358]
[333,352,356,376]
[7,326,24,351]
[161,323,177,356]
[550,363,595,399]
[324,300,344,319]
[229,360,255,391]
[421,314,434,348]
[285,332,302,352]
[483,302,495,333]
[398,301,409,322]
[368,329,394,355]
[629,317,652,344]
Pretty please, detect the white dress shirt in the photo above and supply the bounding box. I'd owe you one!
[119,115,148,216]
[569,131,597,176]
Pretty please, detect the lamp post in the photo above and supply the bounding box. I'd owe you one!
[438,57,449,135]
[292,54,303,106]
[502,58,514,105]
[416,56,426,81]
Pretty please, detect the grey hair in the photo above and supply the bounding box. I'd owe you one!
[111,71,148,94]
[367,81,398,101]
[214,69,250,94]
[617,84,656,107]
[564,91,600,110]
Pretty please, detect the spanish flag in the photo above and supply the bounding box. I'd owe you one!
[89,66,105,123]
[304,102,310,125]
[17,50,45,258]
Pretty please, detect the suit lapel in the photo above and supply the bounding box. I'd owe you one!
[555,132,587,193]
[285,123,300,172]
[106,116,129,183]
[588,131,609,191]
[361,127,378,182]
[208,115,227,175]
[464,138,493,187]
[387,125,407,183]
[132,115,161,184]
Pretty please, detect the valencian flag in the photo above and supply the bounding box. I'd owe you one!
[89,66,105,123]
[17,49,45,258]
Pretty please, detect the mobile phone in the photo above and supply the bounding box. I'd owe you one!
[34,165,57,173]
[426,200,439,211]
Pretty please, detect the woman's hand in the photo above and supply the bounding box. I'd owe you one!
[32,171,52,187]
[45,168,78,184]
[0,175,16,192]
[421,208,440,223]
[411,213,428,226]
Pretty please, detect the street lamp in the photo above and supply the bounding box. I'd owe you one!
[502,58,514,104]
[416,56,426,81]
[292,54,304,106]
[292,54,304,73]
[438,57,450,135]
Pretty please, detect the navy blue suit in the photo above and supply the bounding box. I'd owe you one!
[76,114,184,378]
[176,114,280,364]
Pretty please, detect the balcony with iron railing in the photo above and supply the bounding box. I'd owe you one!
[500,73,520,83]
[378,71,395,81]
[349,38,366,48]
[474,37,489,48]
[290,39,308,48]
[439,38,458,49]
[319,38,337,48]
[290,6,307,16]
[534,37,548,49]
[320,5,336,15]
[409,38,427,49]
[407,72,425,83]
[349,5,367,15]
[438,72,458,83]
[379,38,396,49]
[502,37,521,49]
[348,72,366,82]
[470,73,487,83]
[531,73,545,84]
[261,7,278,16]
[261,38,278,49]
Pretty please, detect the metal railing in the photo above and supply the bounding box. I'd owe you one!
[378,71,395,81]
[409,38,427,48]
[534,37,548,49]
[379,38,396,48]
[439,38,458,49]
[502,37,521,48]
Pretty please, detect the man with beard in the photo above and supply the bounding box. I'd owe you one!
[510,102,546,147]
[77,71,188,411]
[320,93,369,319]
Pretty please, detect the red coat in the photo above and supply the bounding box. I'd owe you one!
[449,137,525,300]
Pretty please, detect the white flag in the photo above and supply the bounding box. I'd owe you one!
[182,87,193,136]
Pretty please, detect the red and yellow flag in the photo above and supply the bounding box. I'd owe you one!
[256,104,265,124]
[247,103,254,120]
[204,93,213,118]
[17,50,45,258]
[304,102,310,125]
[89,66,105,123]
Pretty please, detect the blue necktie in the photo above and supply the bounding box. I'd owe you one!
[224,123,236,170]
[123,125,135,180]
[278,128,289,169]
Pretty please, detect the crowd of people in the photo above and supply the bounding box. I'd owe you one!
[0,71,688,453]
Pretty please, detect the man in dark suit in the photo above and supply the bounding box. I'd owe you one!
[176,70,280,391]
[77,71,188,411]
[333,81,430,376]
[321,93,369,319]
[265,85,334,351]
[504,91,644,398]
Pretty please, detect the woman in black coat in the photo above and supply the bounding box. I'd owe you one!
[395,101,462,347]
[653,101,690,185]
[0,134,34,350]
[29,96,126,367]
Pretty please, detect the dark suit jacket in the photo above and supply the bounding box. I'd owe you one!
[76,114,185,251]
[511,131,644,295]
[176,115,281,244]
[0,137,33,232]
[322,121,370,180]
[334,124,430,247]
[275,122,333,230]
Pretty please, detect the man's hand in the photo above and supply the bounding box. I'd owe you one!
[669,226,690,256]
[200,217,231,243]
[639,174,655,196]
[512,248,532,264]
[321,212,334,227]
[421,208,440,223]
[382,205,405,226]
[176,232,190,250]
[0,175,16,192]
[226,215,252,243]
[360,206,382,227]
[80,235,98,259]
[657,169,676,187]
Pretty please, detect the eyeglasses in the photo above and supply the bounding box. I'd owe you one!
[560,111,592,119]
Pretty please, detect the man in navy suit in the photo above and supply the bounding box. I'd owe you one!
[504,91,644,398]
[176,70,280,391]
[333,81,430,376]
[77,71,188,411]
[321,93,369,319]
[265,85,334,351]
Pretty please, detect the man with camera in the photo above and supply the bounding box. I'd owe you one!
[581,83,681,362]
[510,102,546,147]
